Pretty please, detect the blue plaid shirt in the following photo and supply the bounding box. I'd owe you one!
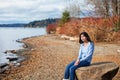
[77,42,94,63]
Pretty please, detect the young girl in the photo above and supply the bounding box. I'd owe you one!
[63,32,94,80]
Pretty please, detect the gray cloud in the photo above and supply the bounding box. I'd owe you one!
[0,0,86,24]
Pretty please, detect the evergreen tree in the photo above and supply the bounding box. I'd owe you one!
[59,10,70,26]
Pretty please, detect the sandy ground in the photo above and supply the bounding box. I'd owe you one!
[0,34,120,80]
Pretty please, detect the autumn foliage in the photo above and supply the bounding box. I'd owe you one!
[56,16,120,42]
[46,24,56,34]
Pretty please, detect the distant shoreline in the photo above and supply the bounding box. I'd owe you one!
[0,24,26,27]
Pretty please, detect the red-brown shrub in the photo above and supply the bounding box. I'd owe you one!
[56,16,120,42]
[46,24,56,34]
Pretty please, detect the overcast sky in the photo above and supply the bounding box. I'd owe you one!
[0,0,91,24]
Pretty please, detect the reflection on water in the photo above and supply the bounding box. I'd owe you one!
[0,27,46,64]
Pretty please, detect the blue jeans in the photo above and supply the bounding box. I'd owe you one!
[63,60,90,80]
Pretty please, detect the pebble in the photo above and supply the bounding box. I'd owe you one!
[117,49,120,53]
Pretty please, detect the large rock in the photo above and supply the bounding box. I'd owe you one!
[76,62,119,80]
[0,63,9,73]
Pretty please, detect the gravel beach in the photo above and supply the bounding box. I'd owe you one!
[0,34,120,80]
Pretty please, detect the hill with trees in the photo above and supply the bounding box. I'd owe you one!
[0,23,26,27]
[25,18,59,27]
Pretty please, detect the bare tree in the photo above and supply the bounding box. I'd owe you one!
[65,2,80,18]
[87,0,111,18]
[87,0,120,17]
[111,0,120,15]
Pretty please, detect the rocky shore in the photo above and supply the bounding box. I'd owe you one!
[0,34,120,80]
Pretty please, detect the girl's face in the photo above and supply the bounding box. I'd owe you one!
[81,34,87,42]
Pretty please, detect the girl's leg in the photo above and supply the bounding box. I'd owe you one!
[63,60,76,79]
[69,61,90,80]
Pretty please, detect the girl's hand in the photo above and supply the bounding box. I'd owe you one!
[74,59,80,66]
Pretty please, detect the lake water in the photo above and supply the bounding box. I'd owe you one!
[0,27,46,64]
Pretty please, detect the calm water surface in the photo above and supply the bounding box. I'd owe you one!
[0,27,46,64]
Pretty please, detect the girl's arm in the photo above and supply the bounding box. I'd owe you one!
[77,44,82,60]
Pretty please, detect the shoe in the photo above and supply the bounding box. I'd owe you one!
[63,79,69,80]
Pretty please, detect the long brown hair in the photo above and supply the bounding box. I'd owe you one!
[79,32,92,44]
